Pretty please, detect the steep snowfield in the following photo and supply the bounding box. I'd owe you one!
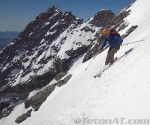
[120,0,150,34]
[1,0,150,125]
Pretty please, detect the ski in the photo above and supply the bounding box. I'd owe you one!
[94,65,109,78]
[94,57,118,78]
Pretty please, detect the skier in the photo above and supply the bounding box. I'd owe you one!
[100,27,123,65]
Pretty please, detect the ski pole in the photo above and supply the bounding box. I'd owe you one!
[85,46,106,70]
[85,55,97,70]
[122,39,144,46]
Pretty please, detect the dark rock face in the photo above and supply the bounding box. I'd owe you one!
[56,74,72,87]
[15,109,32,124]
[0,97,21,119]
[121,25,138,39]
[0,101,12,119]
[126,25,138,35]
[25,84,56,110]
[0,92,23,119]
[88,9,115,27]
[25,74,72,111]
[54,72,67,81]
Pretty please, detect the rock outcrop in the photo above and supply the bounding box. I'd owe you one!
[88,9,115,27]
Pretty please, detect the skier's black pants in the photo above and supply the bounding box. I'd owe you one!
[105,44,120,65]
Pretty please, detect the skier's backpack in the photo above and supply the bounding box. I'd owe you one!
[109,29,121,43]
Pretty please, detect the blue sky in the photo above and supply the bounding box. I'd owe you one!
[0,0,133,31]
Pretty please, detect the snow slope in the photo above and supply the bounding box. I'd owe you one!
[1,0,150,124]
[120,0,150,34]
[18,17,150,125]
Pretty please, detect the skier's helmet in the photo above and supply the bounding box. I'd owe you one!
[102,27,110,35]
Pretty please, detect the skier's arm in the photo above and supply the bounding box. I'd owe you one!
[101,38,107,49]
